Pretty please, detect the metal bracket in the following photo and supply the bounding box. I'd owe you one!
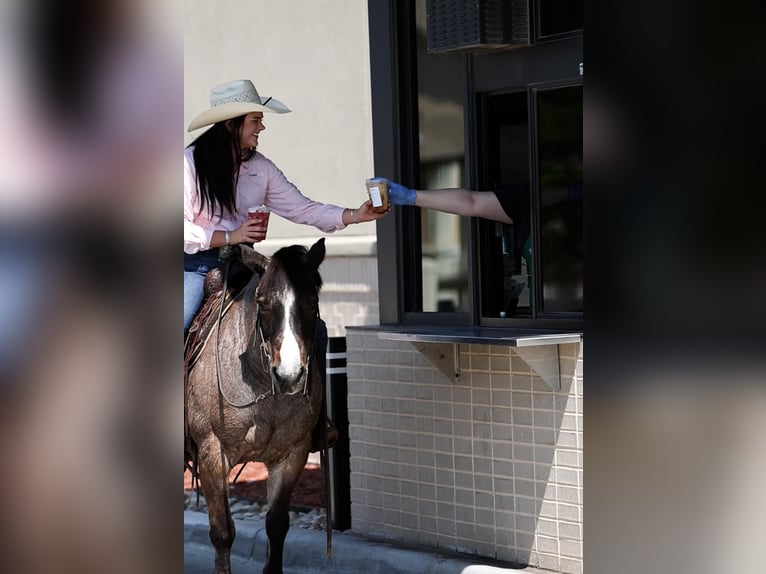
[413,342,460,381]
[409,342,564,390]
[379,329,580,392]
[513,344,561,391]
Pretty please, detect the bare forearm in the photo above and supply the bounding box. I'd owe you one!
[210,230,231,248]
[414,188,471,212]
[413,188,513,224]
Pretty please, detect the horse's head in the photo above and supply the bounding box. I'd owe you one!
[241,238,325,395]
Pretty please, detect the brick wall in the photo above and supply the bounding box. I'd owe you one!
[318,256,380,338]
[345,327,583,573]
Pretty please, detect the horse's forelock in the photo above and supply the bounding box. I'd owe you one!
[272,245,323,294]
[272,244,308,267]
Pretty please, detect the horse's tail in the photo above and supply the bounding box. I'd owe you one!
[184,337,200,508]
[184,434,201,507]
[184,330,200,505]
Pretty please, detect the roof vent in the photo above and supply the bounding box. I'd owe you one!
[426,0,529,54]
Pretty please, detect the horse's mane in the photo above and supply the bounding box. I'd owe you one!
[272,244,323,292]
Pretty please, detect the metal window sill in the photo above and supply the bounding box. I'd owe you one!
[377,327,581,347]
[377,327,582,391]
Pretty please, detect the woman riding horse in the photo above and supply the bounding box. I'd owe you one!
[184,79,389,451]
[183,79,387,332]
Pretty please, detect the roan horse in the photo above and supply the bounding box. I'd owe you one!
[185,238,326,574]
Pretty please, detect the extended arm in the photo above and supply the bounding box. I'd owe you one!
[412,188,513,224]
[384,179,513,225]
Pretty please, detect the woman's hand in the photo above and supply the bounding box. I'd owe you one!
[232,217,268,244]
[344,200,390,225]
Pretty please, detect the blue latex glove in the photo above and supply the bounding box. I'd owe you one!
[380,178,416,205]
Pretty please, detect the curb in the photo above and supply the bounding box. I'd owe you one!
[185,510,547,573]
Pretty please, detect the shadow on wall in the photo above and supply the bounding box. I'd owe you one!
[508,348,580,566]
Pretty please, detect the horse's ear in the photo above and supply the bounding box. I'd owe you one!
[239,244,270,275]
[307,237,326,271]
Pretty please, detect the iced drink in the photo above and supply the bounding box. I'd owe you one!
[365,178,389,213]
[247,205,271,240]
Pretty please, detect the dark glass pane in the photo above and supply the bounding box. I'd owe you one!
[479,91,532,318]
[414,0,468,312]
[538,0,583,37]
[537,85,583,313]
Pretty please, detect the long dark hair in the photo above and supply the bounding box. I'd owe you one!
[187,116,256,219]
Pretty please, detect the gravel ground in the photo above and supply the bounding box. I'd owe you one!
[184,453,328,531]
[184,492,328,531]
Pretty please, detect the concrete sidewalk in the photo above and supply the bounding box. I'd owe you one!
[185,510,547,573]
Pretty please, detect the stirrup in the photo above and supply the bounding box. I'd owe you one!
[326,419,338,449]
[310,417,337,452]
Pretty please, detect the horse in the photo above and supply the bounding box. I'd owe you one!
[185,238,326,574]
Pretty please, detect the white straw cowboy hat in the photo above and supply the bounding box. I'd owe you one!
[187,79,291,132]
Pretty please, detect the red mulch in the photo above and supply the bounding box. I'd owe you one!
[184,462,326,509]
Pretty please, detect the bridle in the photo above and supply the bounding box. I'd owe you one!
[214,260,315,408]
[253,298,277,395]
[252,292,317,398]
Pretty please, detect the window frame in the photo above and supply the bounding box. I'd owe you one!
[370,0,582,331]
[474,80,583,330]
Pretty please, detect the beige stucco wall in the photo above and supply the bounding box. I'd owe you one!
[185,0,379,335]
[185,0,374,241]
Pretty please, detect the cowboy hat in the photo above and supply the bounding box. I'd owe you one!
[187,79,291,132]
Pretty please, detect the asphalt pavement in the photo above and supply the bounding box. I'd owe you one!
[184,510,546,574]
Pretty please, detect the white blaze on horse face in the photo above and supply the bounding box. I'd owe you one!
[276,290,302,379]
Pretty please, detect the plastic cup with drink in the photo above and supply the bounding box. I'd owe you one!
[247,205,271,242]
[365,178,389,213]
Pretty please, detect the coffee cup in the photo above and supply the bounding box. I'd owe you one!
[365,178,389,213]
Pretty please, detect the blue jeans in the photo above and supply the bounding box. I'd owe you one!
[183,250,221,332]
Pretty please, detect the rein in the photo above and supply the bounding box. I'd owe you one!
[213,258,271,408]
[213,260,313,409]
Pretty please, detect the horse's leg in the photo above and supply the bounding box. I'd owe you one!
[263,450,309,574]
[197,437,235,574]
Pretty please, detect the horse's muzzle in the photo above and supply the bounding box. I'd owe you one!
[270,365,307,395]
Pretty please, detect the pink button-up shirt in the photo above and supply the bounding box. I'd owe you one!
[184,146,346,253]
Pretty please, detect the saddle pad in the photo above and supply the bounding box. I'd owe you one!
[184,287,241,375]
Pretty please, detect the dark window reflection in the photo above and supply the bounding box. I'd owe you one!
[415,0,467,313]
[479,91,532,318]
[537,85,583,313]
[538,0,583,38]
